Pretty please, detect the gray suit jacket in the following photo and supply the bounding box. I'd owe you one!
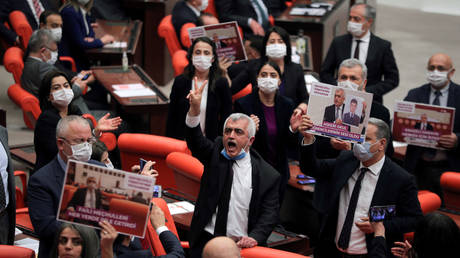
[20,57,90,114]
[0,126,16,245]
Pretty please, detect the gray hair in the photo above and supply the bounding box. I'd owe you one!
[352,3,376,21]
[368,118,390,149]
[223,113,256,138]
[339,58,368,80]
[28,29,55,53]
[56,115,90,139]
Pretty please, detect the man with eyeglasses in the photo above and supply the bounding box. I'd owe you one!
[28,115,104,258]
[404,53,460,202]
[185,80,280,258]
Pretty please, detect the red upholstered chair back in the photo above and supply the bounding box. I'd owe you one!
[9,11,33,50]
[240,246,310,258]
[143,198,181,256]
[109,198,150,236]
[117,133,190,189]
[417,190,441,214]
[180,23,196,49]
[7,83,41,129]
[158,15,182,58]
[440,171,460,212]
[166,152,203,200]
[61,185,78,211]
[14,171,28,209]
[3,46,24,83]
[0,245,35,258]
[232,84,252,102]
[172,50,189,76]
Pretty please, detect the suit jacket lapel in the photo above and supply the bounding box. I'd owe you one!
[343,34,353,58]
[447,82,456,107]
[365,34,377,67]
[370,157,391,206]
[0,131,11,172]
[333,158,359,205]
[248,153,259,223]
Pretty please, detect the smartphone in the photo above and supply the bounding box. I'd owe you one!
[82,73,90,80]
[297,174,314,179]
[140,158,147,170]
[369,205,396,222]
[297,179,316,185]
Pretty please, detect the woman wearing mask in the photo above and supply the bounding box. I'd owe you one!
[231,26,308,108]
[34,70,121,171]
[59,0,115,70]
[166,37,232,141]
[234,61,302,202]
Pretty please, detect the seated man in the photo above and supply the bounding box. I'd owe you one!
[404,53,460,200]
[66,176,102,211]
[185,81,280,257]
[171,0,219,48]
[299,117,422,257]
[21,29,93,114]
[323,88,346,124]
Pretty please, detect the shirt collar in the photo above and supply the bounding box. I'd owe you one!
[234,150,251,167]
[360,155,385,176]
[430,82,450,95]
[185,2,201,17]
[354,29,371,43]
[57,153,67,172]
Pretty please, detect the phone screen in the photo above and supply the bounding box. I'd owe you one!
[297,179,316,185]
[140,158,147,170]
[369,205,396,222]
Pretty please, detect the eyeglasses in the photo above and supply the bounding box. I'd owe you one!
[60,136,96,145]
[224,127,245,136]
[58,236,83,246]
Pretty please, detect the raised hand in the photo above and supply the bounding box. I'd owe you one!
[187,77,208,116]
[95,113,122,135]
[99,220,118,258]
[391,240,411,258]
[330,138,351,151]
[250,114,260,132]
[236,236,258,248]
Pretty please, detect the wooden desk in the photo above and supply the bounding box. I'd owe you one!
[275,0,350,73]
[122,0,171,85]
[92,65,169,135]
[87,19,142,65]
[10,143,36,170]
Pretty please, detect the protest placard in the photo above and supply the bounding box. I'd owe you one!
[57,160,155,237]
[392,101,455,149]
[306,82,373,143]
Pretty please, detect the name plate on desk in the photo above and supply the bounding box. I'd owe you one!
[112,83,157,98]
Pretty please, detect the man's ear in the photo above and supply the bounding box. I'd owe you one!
[248,136,255,147]
[361,79,367,91]
[379,138,386,152]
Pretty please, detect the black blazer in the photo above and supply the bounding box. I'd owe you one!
[0,0,56,44]
[320,33,399,103]
[215,0,270,38]
[231,59,308,106]
[171,1,200,49]
[114,231,185,258]
[67,188,103,210]
[300,143,422,255]
[166,74,232,141]
[185,125,280,247]
[234,90,297,190]
[323,104,344,123]
[404,82,460,173]
[0,126,16,245]
[414,122,433,131]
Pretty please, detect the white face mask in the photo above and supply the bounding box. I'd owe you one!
[347,21,364,37]
[426,69,450,88]
[68,142,92,162]
[46,49,58,65]
[266,44,286,59]
[78,0,90,5]
[257,77,279,94]
[50,27,62,42]
[51,88,74,107]
[199,0,208,11]
[338,80,361,91]
[193,55,213,72]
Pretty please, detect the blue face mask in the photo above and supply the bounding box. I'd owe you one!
[353,141,379,162]
[221,140,250,161]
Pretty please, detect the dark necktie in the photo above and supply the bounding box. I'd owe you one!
[214,161,234,236]
[432,90,441,106]
[0,177,5,211]
[337,167,368,250]
[353,40,361,60]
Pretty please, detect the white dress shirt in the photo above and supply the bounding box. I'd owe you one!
[204,153,253,237]
[335,104,344,121]
[191,79,209,136]
[84,189,97,208]
[336,155,385,254]
[80,7,90,35]
[429,83,449,107]
[26,0,44,26]
[0,142,9,210]
[351,30,371,64]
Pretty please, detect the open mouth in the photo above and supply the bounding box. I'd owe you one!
[228,141,236,147]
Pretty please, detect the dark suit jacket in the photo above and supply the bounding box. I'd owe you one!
[0,126,16,245]
[60,5,103,71]
[234,90,297,193]
[403,82,460,173]
[299,143,422,255]
[0,0,56,44]
[166,75,232,141]
[343,112,360,126]
[67,187,102,210]
[215,0,270,38]
[323,104,344,123]
[115,231,185,258]
[185,125,280,247]
[231,59,308,106]
[171,1,200,49]
[320,33,399,103]
[414,122,433,131]
[28,157,104,258]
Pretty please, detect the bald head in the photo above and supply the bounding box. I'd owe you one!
[202,237,240,258]
[428,53,453,69]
